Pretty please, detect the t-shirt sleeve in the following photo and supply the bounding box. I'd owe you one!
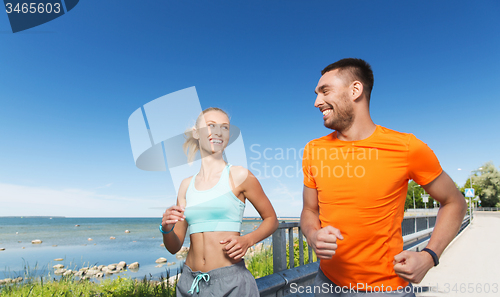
[408,135,443,185]
[302,142,316,188]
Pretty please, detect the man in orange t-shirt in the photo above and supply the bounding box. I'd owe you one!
[300,58,467,296]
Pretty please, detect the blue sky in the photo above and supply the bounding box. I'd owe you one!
[0,0,499,217]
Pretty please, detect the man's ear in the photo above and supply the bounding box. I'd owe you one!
[351,81,364,101]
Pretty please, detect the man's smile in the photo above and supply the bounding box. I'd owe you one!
[320,105,334,119]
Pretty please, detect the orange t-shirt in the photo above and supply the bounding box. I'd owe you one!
[302,125,442,291]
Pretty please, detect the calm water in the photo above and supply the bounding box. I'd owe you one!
[0,217,264,280]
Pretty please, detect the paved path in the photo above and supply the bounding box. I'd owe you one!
[416,211,500,297]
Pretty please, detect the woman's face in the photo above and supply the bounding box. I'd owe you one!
[195,110,230,155]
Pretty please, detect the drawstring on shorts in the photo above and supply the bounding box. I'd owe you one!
[187,273,210,294]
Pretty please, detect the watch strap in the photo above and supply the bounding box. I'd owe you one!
[422,247,439,266]
[159,224,175,234]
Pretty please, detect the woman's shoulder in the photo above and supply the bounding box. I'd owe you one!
[229,165,249,176]
[178,176,194,194]
[228,165,255,185]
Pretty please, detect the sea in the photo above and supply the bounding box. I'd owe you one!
[0,217,268,281]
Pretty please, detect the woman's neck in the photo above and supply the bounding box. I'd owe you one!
[198,151,226,180]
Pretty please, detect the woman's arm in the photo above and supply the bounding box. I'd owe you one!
[161,178,190,254]
[221,167,278,260]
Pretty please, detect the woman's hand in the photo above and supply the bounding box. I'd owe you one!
[162,205,185,231]
[220,235,253,260]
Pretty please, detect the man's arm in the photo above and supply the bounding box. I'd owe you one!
[300,185,343,259]
[394,171,467,283]
[421,171,467,257]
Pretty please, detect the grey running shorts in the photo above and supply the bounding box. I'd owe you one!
[176,260,259,297]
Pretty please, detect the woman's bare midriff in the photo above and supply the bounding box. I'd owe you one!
[184,231,241,272]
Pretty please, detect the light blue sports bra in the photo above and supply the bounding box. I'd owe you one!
[184,164,245,234]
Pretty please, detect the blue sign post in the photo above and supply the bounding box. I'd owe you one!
[465,188,475,198]
[464,188,475,221]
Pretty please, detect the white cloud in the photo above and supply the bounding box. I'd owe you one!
[0,183,175,217]
[246,180,303,218]
[0,179,303,218]
[269,180,301,201]
[95,183,113,189]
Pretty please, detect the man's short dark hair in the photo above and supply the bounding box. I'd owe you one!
[321,58,374,100]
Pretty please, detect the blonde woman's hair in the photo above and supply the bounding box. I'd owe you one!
[183,107,230,163]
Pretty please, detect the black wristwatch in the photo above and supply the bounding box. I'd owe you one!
[422,248,439,266]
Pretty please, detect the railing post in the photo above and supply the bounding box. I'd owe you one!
[414,217,417,234]
[308,243,313,264]
[299,228,304,266]
[288,228,295,268]
[273,227,287,273]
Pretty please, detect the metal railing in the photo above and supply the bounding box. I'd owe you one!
[256,214,470,297]
[271,222,312,274]
[476,207,500,211]
[259,221,315,297]
[401,215,436,236]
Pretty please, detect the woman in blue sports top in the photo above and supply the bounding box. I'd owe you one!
[161,107,278,297]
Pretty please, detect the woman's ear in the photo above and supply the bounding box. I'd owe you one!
[192,127,200,140]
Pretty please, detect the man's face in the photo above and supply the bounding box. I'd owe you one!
[314,69,354,132]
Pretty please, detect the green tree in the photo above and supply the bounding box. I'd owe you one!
[465,162,500,207]
[405,180,438,210]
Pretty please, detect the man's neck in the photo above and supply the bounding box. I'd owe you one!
[336,118,377,142]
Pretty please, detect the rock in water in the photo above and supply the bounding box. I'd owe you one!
[155,257,167,263]
[125,230,130,233]
[54,258,64,261]
[176,246,189,259]
[31,239,42,244]
[53,264,64,269]
[63,270,73,276]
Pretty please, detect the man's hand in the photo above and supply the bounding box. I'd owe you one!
[220,235,252,260]
[393,250,435,283]
[309,226,343,259]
